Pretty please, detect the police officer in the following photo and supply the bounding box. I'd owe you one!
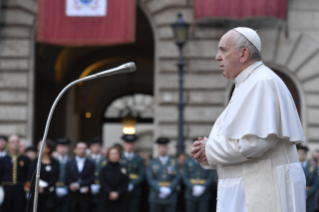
[55,138,72,212]
[147,137,180,212]
[0,135,30,212]
[297,144,319,212]
[182,155,214,212]
[120,134,145,212]
[88,137,107,212]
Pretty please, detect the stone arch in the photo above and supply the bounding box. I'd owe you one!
[28,2,157,143]
[258,27,319,145]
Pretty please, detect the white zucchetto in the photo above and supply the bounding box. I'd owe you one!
[233,27,261,53]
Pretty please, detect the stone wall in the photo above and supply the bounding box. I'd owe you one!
[0,0,36,143]
[140,0,319,155]
[1,0,319,152]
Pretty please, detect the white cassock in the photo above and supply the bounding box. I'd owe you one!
[201,61,306,212]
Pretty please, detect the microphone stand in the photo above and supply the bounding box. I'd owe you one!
[32,62,135,212]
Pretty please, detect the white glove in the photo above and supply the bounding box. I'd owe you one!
[158,187,171,199]
[90,184,101,195]
[56,187,68,197]
[128,183,134,192]
[0,186,4,205]
[26,192,31,200]
[192,185,206,197]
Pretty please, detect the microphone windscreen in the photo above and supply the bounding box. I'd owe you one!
[126,62,136,73]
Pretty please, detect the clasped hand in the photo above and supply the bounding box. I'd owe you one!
[109,191,119,200]
[190,137,208,163]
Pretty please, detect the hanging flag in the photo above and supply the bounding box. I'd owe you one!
[66,0,107,17]
[194,0,287,20]
[37,0,135,46]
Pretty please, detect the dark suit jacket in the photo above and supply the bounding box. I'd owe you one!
[97,162,129,212]
[65,158,94,192]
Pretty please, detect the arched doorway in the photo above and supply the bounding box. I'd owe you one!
[103,94,154,154]
[33,6,154,145]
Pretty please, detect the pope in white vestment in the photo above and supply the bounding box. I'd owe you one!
[191,27,306,212]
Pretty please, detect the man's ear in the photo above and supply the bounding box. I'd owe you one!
[239,48,250,63]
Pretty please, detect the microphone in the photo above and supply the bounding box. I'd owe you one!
[32,62,136,212]
[83,62,136,81]
[96,62,136,77]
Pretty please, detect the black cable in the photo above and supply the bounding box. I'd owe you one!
[26,168,37,212]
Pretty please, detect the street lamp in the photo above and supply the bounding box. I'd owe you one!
[171,13,189,155]
[122,113,137,135]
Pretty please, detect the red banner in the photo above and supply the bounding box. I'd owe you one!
[194,0,287,20]
[37,0,136,46]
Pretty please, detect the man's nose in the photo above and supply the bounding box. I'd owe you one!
[215,53,221,61]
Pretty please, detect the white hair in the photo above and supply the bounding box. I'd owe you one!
[232,31,262,61]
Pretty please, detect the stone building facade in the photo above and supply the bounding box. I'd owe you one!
[0,0,319,153]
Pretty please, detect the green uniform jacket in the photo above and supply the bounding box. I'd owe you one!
[302,162,319,212]
[89,155,108,184]
[120,153,145,197]
[182,158,214,201]
[56,156,71,189]
[147,157,180,204]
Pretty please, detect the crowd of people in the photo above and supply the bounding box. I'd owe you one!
[0,134,218,212]
[0,133,318,212]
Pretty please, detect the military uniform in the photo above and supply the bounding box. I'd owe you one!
[120,134,145,212]
[0,153,30,212]
[182,158,214,212]
[147,137,180,212]
[55,137,72,212]
[302,161,319,212]
[56,155,71,212]
[120,152,145,212]
[89,153,108,210]
[88,137,107,212]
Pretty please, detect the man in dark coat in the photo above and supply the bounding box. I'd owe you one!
[0,135,30,212]
[120,134,145,212]
[65,142,94,212]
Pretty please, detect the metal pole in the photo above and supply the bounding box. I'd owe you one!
[177,44,185,155]
[32,75,95,212]
[32,62,136,212]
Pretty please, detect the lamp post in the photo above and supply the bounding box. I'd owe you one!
[171,13,189,155]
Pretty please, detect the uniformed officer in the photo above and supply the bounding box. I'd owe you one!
[297,144,319,212]
[0,135,30,212]
[120,134,145,212]
[182,156,214,212]
[0,135,8,157]
[147,137,180,212]
[88,137,107,212]
[55,137,72,212]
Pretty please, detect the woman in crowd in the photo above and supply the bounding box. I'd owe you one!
[28,139,59,212]
[97,146,129,212]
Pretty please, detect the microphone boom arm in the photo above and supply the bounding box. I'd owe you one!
[33,62,136,212]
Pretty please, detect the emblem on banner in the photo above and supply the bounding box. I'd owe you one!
[66,0,107,17]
